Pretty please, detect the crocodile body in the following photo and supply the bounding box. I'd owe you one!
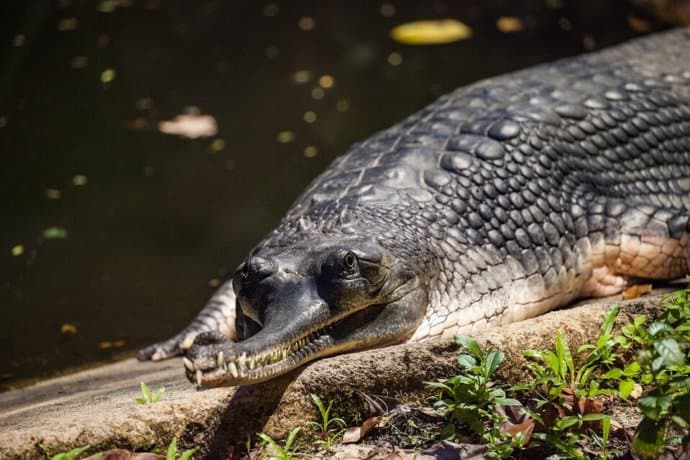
[140,28,690,387]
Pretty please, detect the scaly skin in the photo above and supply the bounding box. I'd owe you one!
[139,28,690,387]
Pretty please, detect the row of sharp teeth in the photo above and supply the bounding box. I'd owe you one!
[183,329,329,382]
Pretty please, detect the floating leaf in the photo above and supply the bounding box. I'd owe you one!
[391,19,472,45]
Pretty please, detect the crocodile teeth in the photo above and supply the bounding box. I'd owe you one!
[217,352,224,368]
[196,369,203,386]
[228,361,239,378]
[182,357,194,371]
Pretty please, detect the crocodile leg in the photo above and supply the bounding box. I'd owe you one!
[137,280,237,360]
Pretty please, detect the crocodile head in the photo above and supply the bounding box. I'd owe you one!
[184,235,426,387]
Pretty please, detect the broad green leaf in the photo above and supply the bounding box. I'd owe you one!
[455,335,482,358]
[653,337,684,367]
[484,350,504,376]
[638,395,671,420]
[285,426,301,450]
[602,368,623,379]
[618,379,635,399]
[457,354,476,369]
[166,438,177,460]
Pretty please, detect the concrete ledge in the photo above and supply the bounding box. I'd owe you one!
[0,286,677,459]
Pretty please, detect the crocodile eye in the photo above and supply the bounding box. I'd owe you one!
[343,252,357,270]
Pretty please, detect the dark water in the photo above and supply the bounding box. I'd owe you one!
[0,0,661,388]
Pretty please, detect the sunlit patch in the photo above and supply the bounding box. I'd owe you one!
[277,130,295,143]
[391,19,471,45]
[318,75,334,89]
[304,146,318,158]
[71,56,88,69]
[336,99,350,112]
[298,16,315,31]
[100,68,116,83]
[209,138,225,153]
[496,16,524,33]
[57,17,78,31]
[13,34,25,47]
[72,175,88,186]
[263,3,279,17]
[311,87,325,100]
[380,3,395,18]
[387,52,403,66]
[158,107,218,139]
[292,70,312,84]
[43,227,68,239]
[45,189,61,200]
[60,323,78,335]
[303,111,317,123]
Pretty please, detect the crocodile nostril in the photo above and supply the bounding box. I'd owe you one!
[248,256,276,280]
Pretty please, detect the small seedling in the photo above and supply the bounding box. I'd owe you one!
[308,393,346,449]
[257,427,301,460]
[135,381,165,404]
[165,437,198,460]
[45,445,90,460]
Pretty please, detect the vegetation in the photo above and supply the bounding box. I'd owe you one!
[165,437,198,460]
[257,427,302,460]
[135,381,165,404]
[307,393,347,449]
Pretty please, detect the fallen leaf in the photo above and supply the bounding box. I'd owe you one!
[391,19,472,45]
[497,404,535,445]
[342,416,382,443]
[422,440,487,460]
[622,284,652,300]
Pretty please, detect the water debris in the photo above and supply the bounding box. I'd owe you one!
[158,107,218,139]
[100,68,116,83]
[496,16,524,33]
[318,74,334,89]
[45,189,62,200]
[72,175,88,186]
[0,116,7,128]
[71,56,88,69]
[336,99,350,112]
[98,0,118,13]
[97,34,110,48]
[277,130,295,143]
[311,87,325,100]
[263,3,279,17]
[208,278,220,288]
[264,45,279,59]
[298,16,315,31]
[57,17,79,31]
[380,3,396,18]
[291,70,312,84]
[210,138,225,153]
[304,146,318,158]
[98,339,125,349]
[135,97,152,110]
[387,52,403,66]
[43,227,68,239]
[303,111,317,123]
[391,19,471,45]
[11,245,24,257]
[13,34,25,47]
[60,323,78,335]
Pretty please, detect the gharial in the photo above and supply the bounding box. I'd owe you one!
[138,27,690,387]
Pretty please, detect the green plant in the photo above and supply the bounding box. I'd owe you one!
[623,288,690,458]
[308,393,346,449]
[426,335,520,458]
[135,381,165,404]
[257,427,301,460]
[46,445,90,460]
[165,437,198,460]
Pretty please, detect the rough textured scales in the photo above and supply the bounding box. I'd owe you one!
[139,28,690,387]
